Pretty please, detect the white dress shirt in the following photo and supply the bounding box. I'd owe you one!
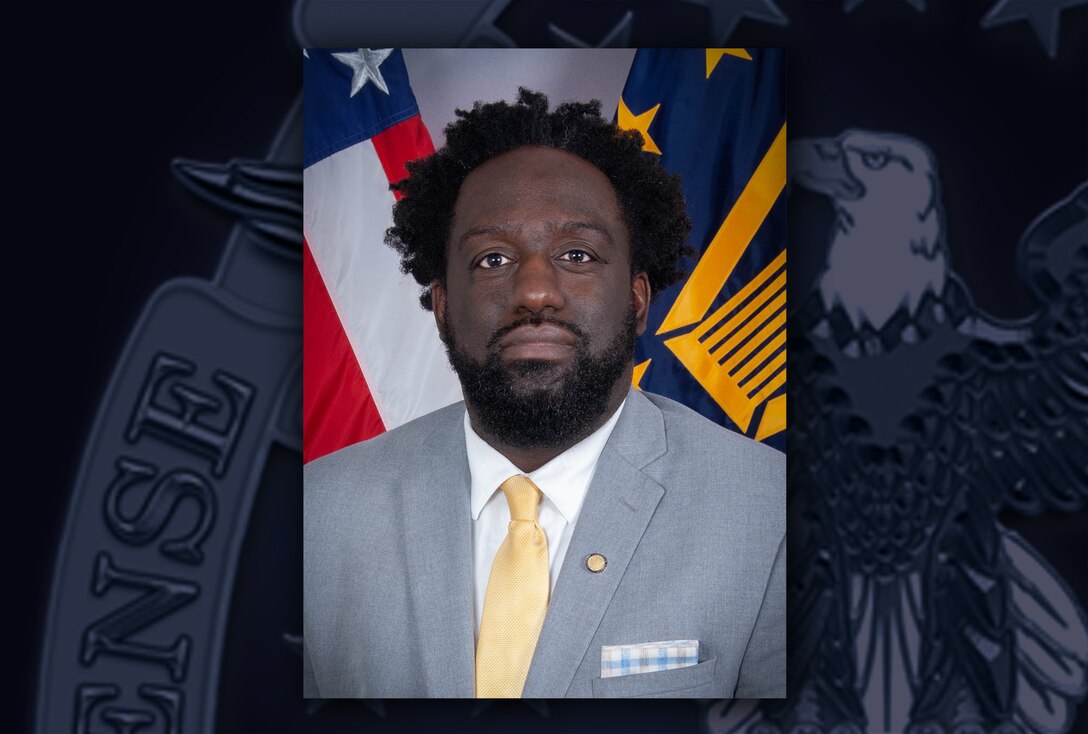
[466,401,626,639]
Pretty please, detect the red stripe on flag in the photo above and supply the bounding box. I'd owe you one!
[370,113,435,198]
[304,236,386,463]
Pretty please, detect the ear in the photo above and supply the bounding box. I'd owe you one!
[430,281,448,340]
[631,272,650,337]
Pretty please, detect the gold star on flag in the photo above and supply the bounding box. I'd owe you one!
[617,97,662,155]
[706,49,752,77]
[632,359,651,390]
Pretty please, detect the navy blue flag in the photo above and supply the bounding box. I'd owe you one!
[621,49,786,452]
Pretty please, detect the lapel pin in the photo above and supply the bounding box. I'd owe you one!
[585,553,607,573]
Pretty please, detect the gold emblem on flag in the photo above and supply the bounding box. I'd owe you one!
[657,123,787,442]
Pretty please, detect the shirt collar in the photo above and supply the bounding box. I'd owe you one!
[466,399,626,524]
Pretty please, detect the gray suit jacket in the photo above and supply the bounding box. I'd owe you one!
[304,388,785,698]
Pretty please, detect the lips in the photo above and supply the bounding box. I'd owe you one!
[496,323,578,360]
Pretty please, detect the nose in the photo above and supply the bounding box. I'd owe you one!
[511,253,566,314]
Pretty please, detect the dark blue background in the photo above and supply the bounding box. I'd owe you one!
[15,2,1085,732]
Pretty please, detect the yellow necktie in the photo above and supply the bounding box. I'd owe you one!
[475,475,550,697]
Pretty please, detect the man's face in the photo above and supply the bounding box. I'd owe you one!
[431,145,650,448]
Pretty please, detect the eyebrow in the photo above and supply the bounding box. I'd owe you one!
[455,224,517,250]
[553,220,613,243]
[455,220,614,249]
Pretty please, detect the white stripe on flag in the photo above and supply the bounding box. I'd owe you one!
[304,138,461,431]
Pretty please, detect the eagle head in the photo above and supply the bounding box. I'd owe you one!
[790,130,948,332]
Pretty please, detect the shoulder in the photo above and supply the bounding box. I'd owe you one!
[636,390,785,505]
[304,401,465,496]
[640,390,783,463]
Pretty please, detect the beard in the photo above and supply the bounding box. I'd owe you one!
[441,306,637,449]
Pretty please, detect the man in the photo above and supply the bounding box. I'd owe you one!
[304,89,785,698]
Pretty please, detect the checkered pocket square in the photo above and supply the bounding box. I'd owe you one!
[600,640,699,678]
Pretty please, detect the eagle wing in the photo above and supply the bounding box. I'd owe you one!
[907,183,1088,730]
[928,183,1088,515]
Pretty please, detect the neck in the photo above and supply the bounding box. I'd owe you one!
[466,373,630,473]
[820,207,946,330]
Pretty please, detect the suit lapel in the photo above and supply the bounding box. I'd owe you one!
[402,406,476,697]
[522,390,667,697]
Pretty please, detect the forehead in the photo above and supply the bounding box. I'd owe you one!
[450,146,625,233]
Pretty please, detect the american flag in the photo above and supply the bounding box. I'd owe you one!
[303,48,460,463]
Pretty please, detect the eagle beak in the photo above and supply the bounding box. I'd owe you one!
[788,138,864,201]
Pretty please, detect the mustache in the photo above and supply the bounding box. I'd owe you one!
[486,314,586,350]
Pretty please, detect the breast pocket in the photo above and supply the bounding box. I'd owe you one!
[590,658,718,698]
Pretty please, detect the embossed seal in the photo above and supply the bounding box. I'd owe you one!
[36,103,304,734]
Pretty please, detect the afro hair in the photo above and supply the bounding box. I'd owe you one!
[385,88,693,310]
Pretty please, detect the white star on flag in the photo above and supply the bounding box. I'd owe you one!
[332,48,393,97]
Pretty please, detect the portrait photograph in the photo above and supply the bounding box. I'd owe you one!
[302,47,786,699]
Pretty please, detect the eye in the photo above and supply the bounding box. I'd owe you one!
[477,252,512,269]
[559,249,596,264]
[860,150,889,170]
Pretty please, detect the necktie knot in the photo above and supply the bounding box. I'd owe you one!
[500,475,542,522]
